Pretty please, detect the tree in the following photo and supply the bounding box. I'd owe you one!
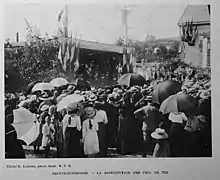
[115,37,133,47]
[9,19,61,83]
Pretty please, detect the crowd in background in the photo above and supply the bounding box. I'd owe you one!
[5,61,211,159]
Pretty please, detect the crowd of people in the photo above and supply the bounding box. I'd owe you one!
[5,61,211,159]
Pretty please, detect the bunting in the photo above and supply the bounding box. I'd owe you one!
[74,38,81,72]
[57,5,69,71]
[69,33,76,71]
[181,20,198,46]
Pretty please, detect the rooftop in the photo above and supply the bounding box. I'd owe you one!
[178,5,210,26]
[4,39,129,54]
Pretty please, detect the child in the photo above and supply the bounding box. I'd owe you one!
[41,116,55,158]
[151,128,170,157]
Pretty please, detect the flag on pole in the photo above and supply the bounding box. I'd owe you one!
[57,5,69,71]
[69,32,76,71]
[122,47,127,66]
[74,36,81,72]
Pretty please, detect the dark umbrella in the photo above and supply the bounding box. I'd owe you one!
[159,92,198,115]
[70,78,90,90]
[117,73,148,87]
[152,80,182,104]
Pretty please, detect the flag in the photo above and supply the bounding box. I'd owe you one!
[122,47,127,65]
[186,21,192,42]
[69,33,76,71]
[58,5,68,37]
[182,25,186,41]
[58,37,69,71]
[57,5,69,71]
[189,18,193,36]
[74,37,81,72]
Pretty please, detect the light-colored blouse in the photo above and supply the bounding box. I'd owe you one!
[94,110,108,124]
[62,114,81,134]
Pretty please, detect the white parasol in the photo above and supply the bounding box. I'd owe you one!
[12,107,39,145]
[57,94,84,111]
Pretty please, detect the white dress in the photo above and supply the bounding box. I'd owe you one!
[41,123,55,147]
[82,119,99,155]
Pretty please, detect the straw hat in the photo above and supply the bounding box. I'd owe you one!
[40,104,49,112]
[200,90,210,99]
[196,115,206,123]
[151,128,168,140]
[39,92,53,101]
[63,85,76,94]
[88,94,97,102]
[67,103,78,114]
[84,107,96,119]
[74,90,81,94]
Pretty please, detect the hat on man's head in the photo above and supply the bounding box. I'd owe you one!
[63,85,76,94]
[151,128,168,140]
[40,104,50,112]
[39,92,53,101]
[88,94,97,102]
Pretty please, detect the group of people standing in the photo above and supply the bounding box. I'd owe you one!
[5,60,211,159]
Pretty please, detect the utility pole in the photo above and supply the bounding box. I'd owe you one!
[121,5,129,47]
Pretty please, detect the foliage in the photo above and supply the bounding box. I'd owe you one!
[5,19,62,84]
[116,37,133,47]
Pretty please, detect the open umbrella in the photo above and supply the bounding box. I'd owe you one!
[152,80,182,104]
[70,78,90,89]
[26,80,41,94]
[159,92,198,115]
[118,73,148,87]
[57,94,85,111]
[32,82,54,92]
[50,78,69,87]
[12,107,39,145]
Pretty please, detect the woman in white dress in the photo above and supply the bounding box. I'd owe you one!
[82,107,99,157]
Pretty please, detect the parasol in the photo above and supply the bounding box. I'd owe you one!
[32,82,54,92]
[57,94,85,111]
[12,107,39,145]
[117,73,148,87]
[50,78,69,87]
[159,92,198,115]
[152,80,182,104]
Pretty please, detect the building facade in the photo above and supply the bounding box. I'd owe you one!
[178,5,210,68]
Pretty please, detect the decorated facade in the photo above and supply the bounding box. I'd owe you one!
[178,5,210,67]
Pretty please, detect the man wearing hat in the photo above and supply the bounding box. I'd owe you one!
[134,97,162,157]
[62,85,76,95]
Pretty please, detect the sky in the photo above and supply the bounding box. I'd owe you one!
[4,3,187,44]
